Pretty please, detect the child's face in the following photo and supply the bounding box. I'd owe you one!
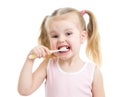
[46,14,85,59]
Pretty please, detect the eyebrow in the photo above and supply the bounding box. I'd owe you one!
[64,28,73,31]
[48,31,58,35]
[48,28,73,35]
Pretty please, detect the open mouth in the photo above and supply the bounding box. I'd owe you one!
[58,45,70,52]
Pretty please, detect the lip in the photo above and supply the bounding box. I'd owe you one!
[58,45,69,50]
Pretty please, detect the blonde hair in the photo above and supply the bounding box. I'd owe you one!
[38,7,102,65]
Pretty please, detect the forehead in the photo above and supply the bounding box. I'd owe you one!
[45,13,81,32]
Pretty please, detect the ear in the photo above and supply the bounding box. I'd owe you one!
[80,31,87,44]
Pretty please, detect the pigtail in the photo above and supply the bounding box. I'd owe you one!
[85,10,102,66]
[38,16,50,49]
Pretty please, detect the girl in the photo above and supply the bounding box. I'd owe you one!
[18,7,105,97]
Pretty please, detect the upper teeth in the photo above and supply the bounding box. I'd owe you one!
[59,47,67,51]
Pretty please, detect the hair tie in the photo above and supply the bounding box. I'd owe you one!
[81,10,86,15]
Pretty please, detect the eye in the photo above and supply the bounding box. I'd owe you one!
[66,32,72,36]
[51,35,59,38]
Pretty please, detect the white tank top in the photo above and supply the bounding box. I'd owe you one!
[45,58,95,97]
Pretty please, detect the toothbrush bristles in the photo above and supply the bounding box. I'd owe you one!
[50,47,67,53]
[59,47,67,51]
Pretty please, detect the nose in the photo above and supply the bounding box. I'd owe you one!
[58,35,66,43]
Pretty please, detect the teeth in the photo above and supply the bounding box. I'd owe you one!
[59,47,67,51]
[58,46,70,51]
[59,46,67,49]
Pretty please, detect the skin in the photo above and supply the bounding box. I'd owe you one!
[18,13,105,97]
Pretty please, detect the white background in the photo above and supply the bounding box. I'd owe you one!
[0,0,120,97]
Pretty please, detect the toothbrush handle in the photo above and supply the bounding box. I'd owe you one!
[28,50,60,59]
[50,50,60,53]
[28,54,36,59]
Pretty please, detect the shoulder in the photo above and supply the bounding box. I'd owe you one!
[86,62,96,69]
[92,66,105,97]
[46,57,58,70]
[85,62,96,76]
[93,66,103,83]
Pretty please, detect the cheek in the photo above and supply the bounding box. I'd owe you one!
[71,37,80,44]
[70,37,81,49]
[51,44,56,49]
[49,39,57,49]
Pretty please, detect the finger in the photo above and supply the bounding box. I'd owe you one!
[36,47,43,58]
[33,47,40,58]
[41,46,51,55]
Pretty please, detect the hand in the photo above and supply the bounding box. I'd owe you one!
[28,45,51,59]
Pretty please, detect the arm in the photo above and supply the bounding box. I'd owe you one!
[18,45,50,96]
[18,58,48,96]
[92,66,105,97]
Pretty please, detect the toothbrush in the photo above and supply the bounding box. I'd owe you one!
[29,47,67,59]
[50,47,67,53]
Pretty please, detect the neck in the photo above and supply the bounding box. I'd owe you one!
[58,54,83,66]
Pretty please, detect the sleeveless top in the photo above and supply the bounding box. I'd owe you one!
[45,58,95,97]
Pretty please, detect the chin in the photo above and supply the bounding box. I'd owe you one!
[59,54,73,61]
